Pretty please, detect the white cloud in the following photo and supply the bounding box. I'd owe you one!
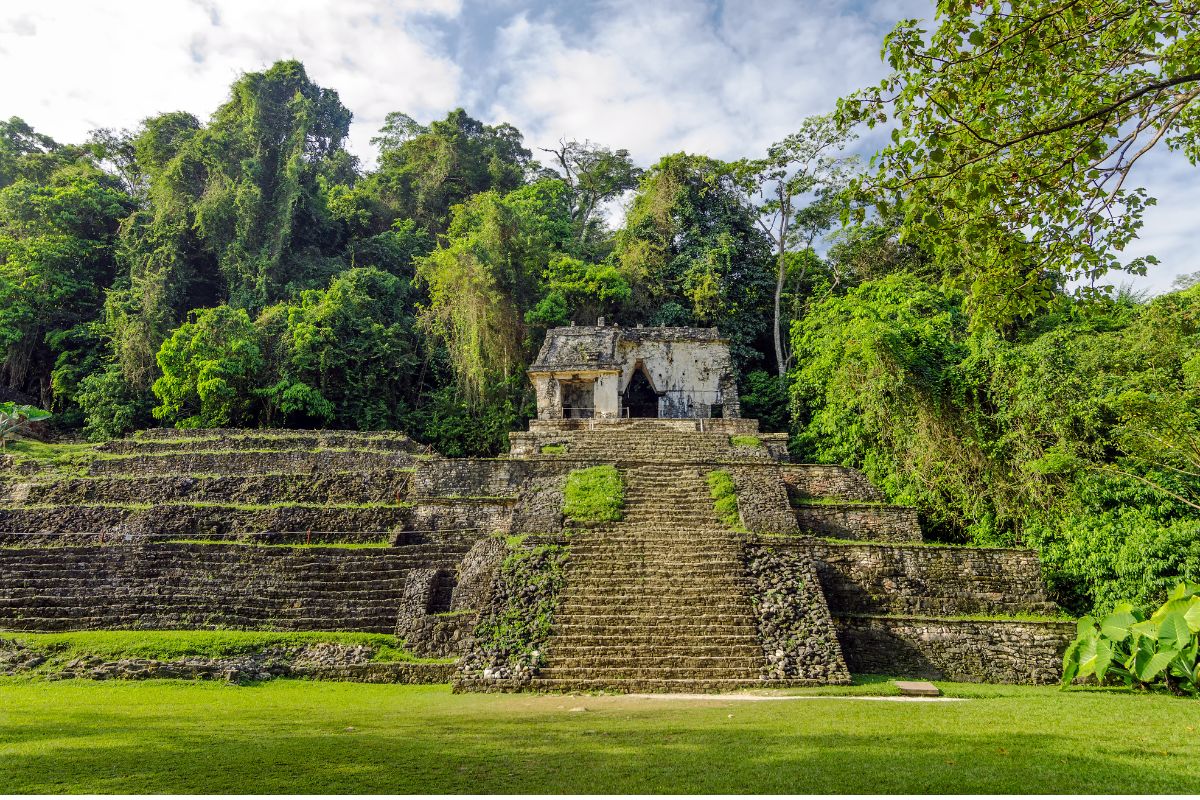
[0,0,462,160]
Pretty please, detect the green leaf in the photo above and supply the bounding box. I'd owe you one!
[1157,612,1193,652]
[1184,597,1200,634]
[1100,608,1137,641]
[1133,647,1179,683]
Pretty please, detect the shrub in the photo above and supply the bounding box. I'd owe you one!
[707,469,746,531]
[1062,582,1200,695]
[563,465,624,522]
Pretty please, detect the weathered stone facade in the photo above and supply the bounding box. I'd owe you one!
[528,324,740,420]
[794,504,923,543]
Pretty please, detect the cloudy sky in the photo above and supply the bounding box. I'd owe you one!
[2,0,1195,292]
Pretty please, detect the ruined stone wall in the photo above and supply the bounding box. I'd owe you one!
[781,465,884,502]
[0,540,479,633]
[835,616,1073,684]
[0,504,412,538]
[731,467,799,534]
[794,505,922,543]
[743,546,850,683]
[88,449,415,477]
[807,541,1060,617]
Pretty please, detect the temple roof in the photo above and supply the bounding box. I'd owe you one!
[529,324,726,373]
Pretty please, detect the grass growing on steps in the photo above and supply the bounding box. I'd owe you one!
[729,435,762,448]
[563,465,623,523]
[707,470,747,532]
[539,444,566,455]
[3,630,451,663]
[0,680,1197,793]
[3,439,97,475]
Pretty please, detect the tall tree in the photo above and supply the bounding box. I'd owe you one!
[735,115,857,376]
[415,179,571,406]
[840,0,1200,328]
[538,139,641,256]
[614,153,775,366]
[372,109,532,233]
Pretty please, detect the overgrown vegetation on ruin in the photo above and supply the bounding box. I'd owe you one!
[707,470,746,532]
[563,466,623,523]
[464,542,568,679]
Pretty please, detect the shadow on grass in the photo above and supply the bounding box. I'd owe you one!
[1,681,1196,793]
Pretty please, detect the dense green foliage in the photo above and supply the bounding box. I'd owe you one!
[562,465,624,523]
[2,680,1198,793]
[1062,582,1200,695]
[0,401,50,446]
[840,0,1200,328]
[791,275,1200,613]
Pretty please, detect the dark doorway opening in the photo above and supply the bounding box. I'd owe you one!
[623,367,660,418]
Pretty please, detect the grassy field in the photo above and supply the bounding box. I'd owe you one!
[0,679,1197,793]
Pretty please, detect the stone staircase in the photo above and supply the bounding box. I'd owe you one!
[531,464,771,692]
[537,429,773,464]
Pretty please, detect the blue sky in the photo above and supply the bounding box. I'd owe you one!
[1,0,1195,292]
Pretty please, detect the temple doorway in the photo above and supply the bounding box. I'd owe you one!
[623,366,660,418]
[561,380,595,418]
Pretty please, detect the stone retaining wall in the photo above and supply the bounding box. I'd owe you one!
[835,615,1074,684]
[0,541,479,633]
[0,504,412,537]
[732,467,799,534]
[808,541,1059,617]
[781,465,883,502]
[7,471,414,507]
[88,450,415,477]
[743,546,850,683]
[795,504,922,543]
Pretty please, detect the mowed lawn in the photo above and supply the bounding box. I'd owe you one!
[0,679,1197,794]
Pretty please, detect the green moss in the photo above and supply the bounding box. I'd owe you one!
[707,470,747,532]
[729,435,762,448]
[539,444,566,455]
[563,465,624,523]
[4,439,97,475]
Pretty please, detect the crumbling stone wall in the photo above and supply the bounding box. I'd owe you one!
[731,467,799,534]
[794,504,922,543]
[835,616,1073,684]
[89,449,415,476]
[744,546,851,683]
[781,465,884,501]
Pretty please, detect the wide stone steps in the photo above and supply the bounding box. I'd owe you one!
[537,665,760,680]
[10,471,414,507]
[88,450,414,477]
[543,656,762,672]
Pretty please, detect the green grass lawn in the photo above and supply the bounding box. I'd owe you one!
[0,679,1197,793]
